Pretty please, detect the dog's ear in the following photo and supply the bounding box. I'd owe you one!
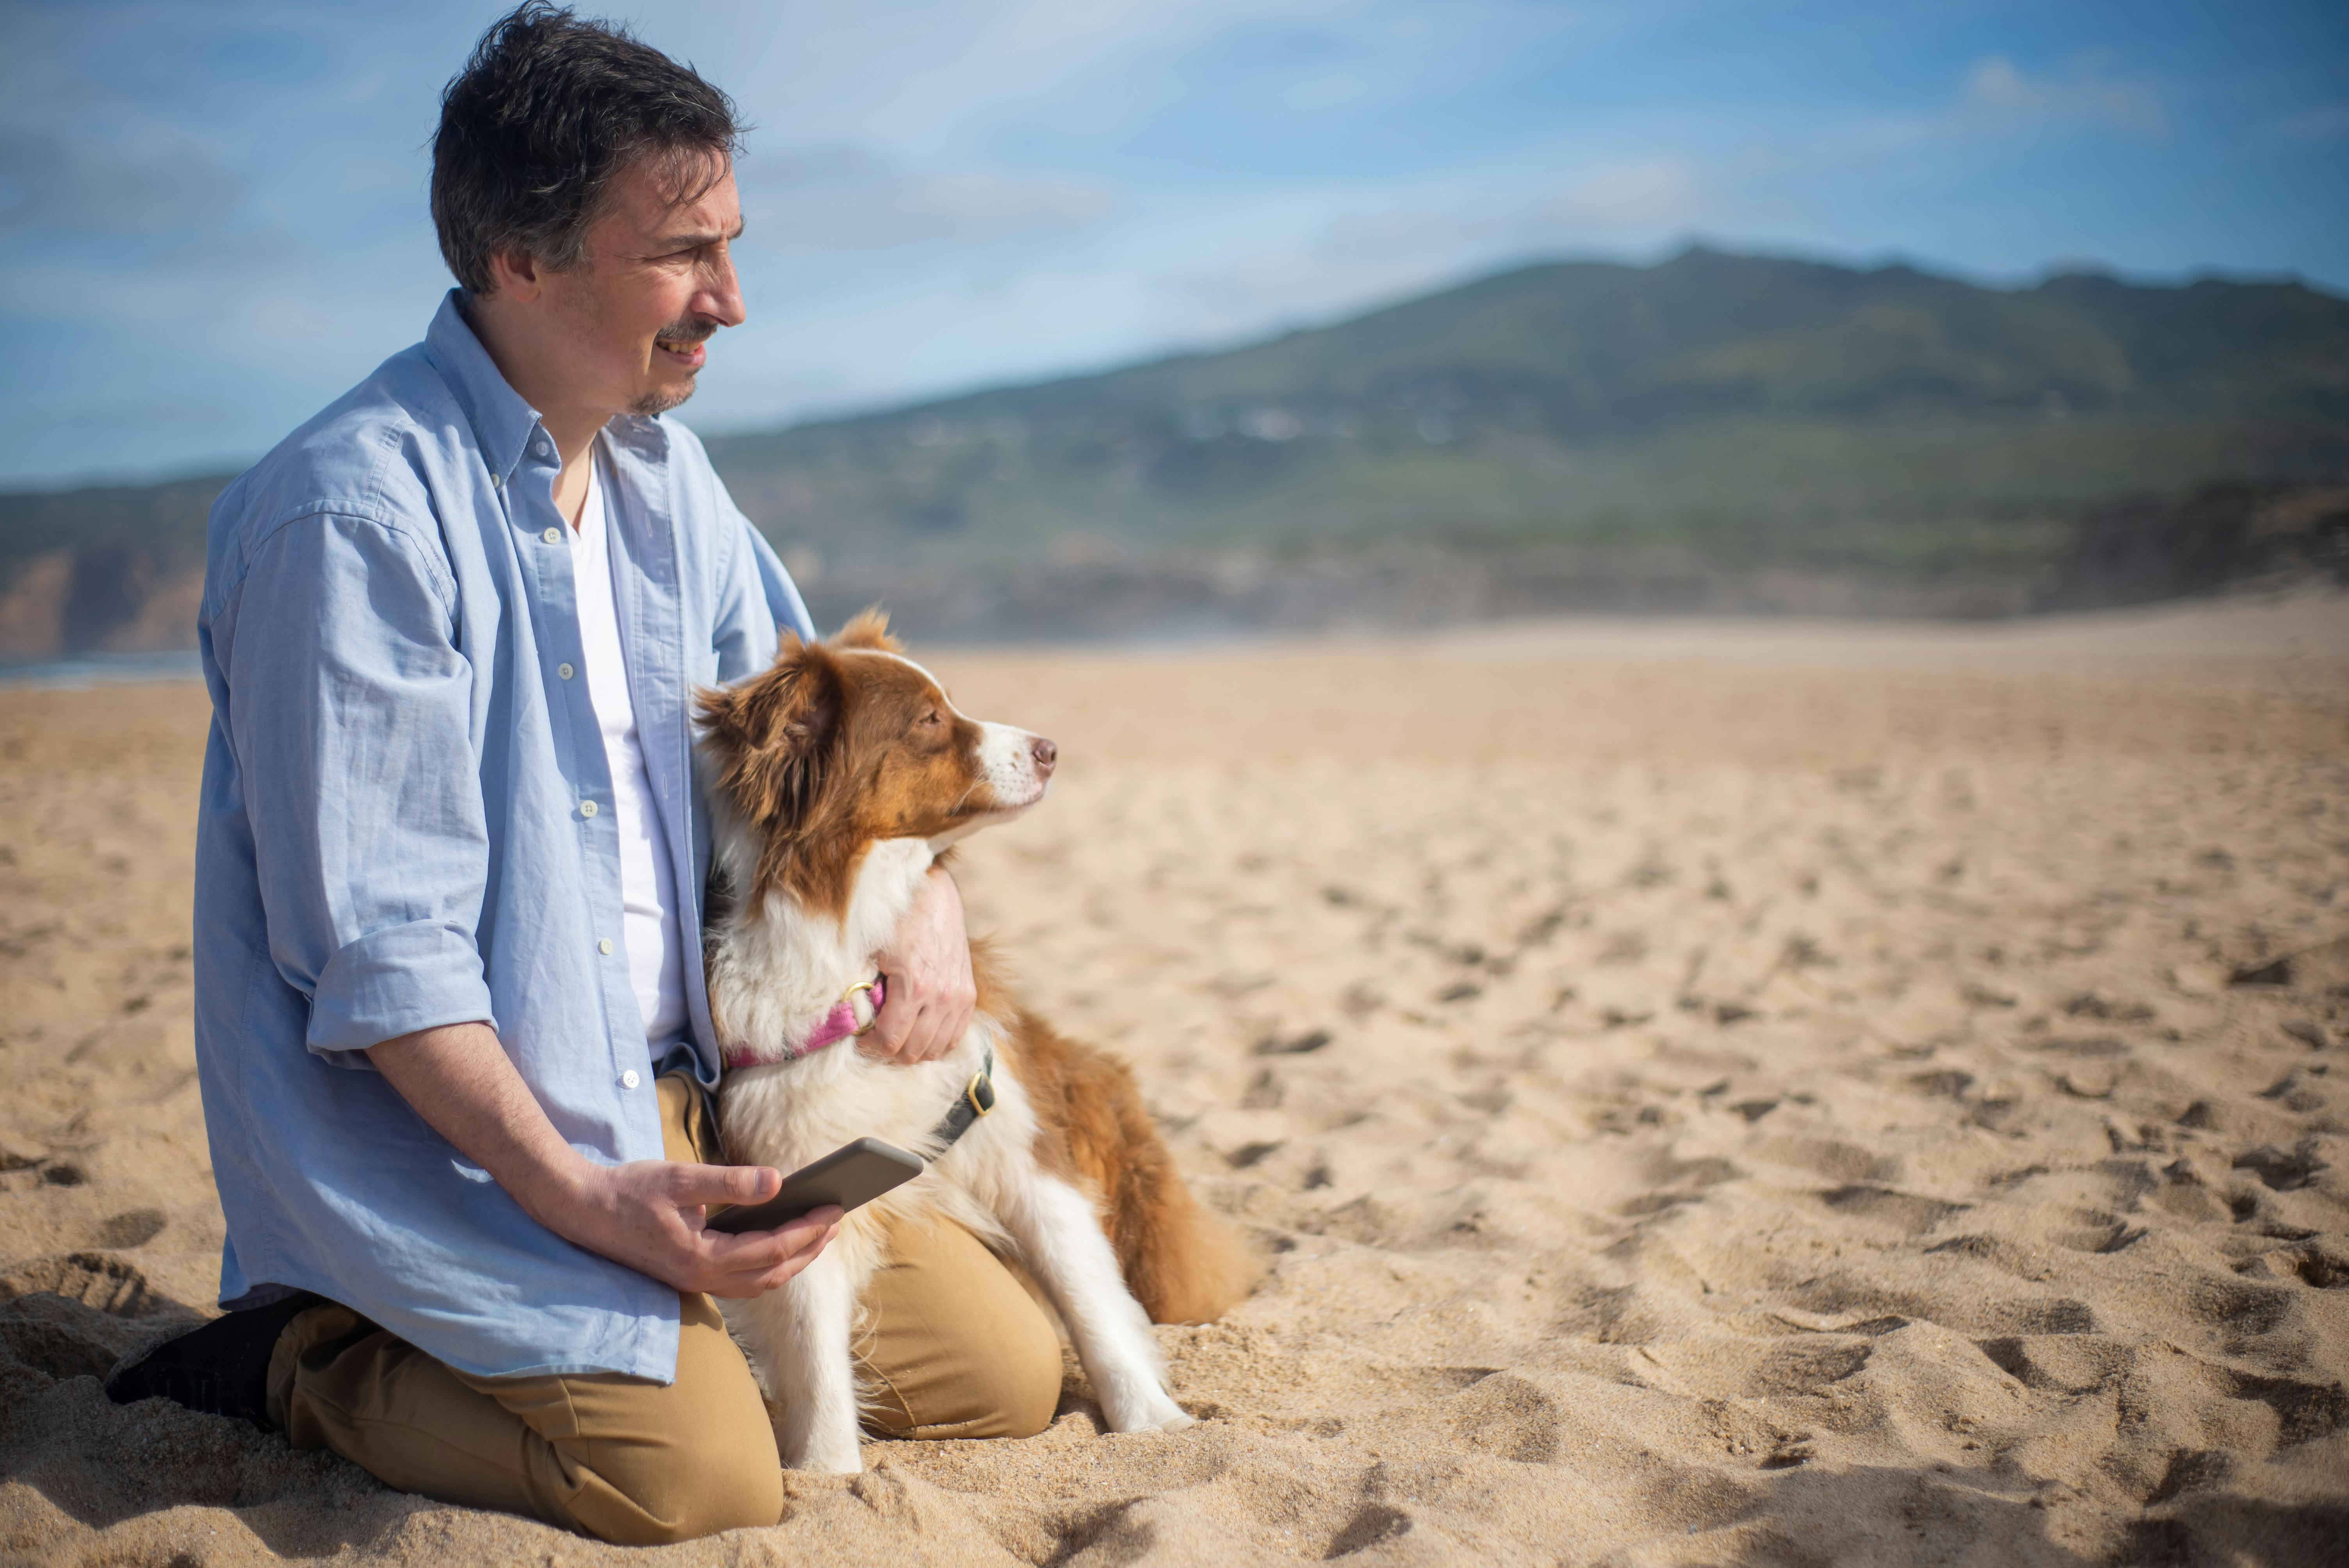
[695,634,845,832]
[832,605,902,653]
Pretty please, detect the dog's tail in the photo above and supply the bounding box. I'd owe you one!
[1020,1017,1259,1324]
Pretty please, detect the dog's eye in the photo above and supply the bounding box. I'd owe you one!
[918,710,944,729]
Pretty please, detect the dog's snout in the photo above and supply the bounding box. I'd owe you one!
[1031,736,1058,775]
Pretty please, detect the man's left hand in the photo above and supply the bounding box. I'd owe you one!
[864,866,975,1064]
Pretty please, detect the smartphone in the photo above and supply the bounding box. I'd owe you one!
[704,1137,924,1235]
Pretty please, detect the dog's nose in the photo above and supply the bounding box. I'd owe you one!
[1031,736,1057,775]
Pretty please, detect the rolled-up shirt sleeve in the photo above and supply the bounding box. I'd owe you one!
[222,510,495,1058]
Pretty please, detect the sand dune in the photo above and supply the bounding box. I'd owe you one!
[3,593,2345,1565]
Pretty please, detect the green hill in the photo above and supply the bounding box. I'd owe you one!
[5,247,2347,652]
[706,246,2349,587]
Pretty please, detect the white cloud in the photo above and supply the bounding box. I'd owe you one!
[638,0,1369,158]
[1959,56,2164,136]
[1322,157,1709,258]
[1540,157,1709,231]
[738,144,1115,254]
[1159,245,1441,343]
[0,130,246,237]
[2278,103,2349,143]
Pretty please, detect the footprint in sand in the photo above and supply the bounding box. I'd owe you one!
[0,1254,199,1386]
[96,1208,168,1248]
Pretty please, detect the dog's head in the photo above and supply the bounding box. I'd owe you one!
[696,608,1056,912]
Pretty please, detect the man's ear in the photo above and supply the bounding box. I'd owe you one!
[482,246,529,299]
[832,605,902,653]
[695,636,844,831]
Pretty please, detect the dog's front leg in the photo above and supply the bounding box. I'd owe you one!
[743,1245,866,1473]
[999,1174,1194,1434]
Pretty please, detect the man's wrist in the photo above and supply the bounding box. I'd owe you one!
[500,1139,601,1235]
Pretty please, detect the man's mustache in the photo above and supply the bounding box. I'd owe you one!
[654,319,718,345]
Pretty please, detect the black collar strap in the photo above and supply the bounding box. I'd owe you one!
[929,1047,996,1150]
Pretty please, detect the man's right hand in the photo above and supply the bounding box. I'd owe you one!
[369,1022,838,1297]
[546,1157,840,1299]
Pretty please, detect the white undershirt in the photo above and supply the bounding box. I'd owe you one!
[571,446,687,1050]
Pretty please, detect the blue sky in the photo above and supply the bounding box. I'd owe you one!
[1,0,2343,488]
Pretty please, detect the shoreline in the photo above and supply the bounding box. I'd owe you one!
[2,582,2339,691]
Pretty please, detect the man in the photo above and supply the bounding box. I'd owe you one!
[105,4,1064,1545]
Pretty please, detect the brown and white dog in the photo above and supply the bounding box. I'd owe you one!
[695,610,1255,1473]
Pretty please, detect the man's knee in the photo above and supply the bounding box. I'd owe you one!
[861,1219,1066,1441]
[973,1303,1063,1439]
[909,1300,1060,1440]
[531,1295,783,1545]
[572,1420,782,1546]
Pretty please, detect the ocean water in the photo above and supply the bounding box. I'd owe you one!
[0,650,206,688]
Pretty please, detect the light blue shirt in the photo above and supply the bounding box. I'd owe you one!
[192,292,814,1380]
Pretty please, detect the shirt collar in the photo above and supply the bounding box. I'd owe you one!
[423,290,542,488]
[427,291,681,481]
[424,289,674,477]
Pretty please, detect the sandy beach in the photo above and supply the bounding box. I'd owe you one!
[2,591,2345,1566]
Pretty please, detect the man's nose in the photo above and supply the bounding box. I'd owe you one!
[1030,736,1057,775]
[699,248,747,329]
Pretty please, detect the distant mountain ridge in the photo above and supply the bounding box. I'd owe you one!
[6,246,2347,652]
[705,246,2349,567]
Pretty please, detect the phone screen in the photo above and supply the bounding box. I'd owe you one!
[706,1137,924,1234]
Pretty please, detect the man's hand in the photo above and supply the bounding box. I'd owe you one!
[369,1022,837,1297]
[548,1157,841,1299]
[863,865,975,1065]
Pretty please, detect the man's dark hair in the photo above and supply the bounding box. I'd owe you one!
[431,3,742,296]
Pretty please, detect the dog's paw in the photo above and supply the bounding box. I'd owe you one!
[1103,1388,1194,1435]
[784,1441,864,1475]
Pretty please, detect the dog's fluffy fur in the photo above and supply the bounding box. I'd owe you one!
[697,611,1256,1472]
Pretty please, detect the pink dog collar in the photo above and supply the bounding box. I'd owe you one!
[806,976,885,1054]
[726,976,884,1067]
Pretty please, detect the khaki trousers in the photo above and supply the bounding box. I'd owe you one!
[266,1074,1063,1545]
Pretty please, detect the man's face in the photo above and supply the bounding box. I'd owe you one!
[536,151,746,418]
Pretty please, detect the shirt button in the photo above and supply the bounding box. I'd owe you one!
[542,527,561,545]
[579,800,599,818]
[489,473,502,490]
[619,1069,641,1091]
[558,662,575,680]
[598,938,614,955]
